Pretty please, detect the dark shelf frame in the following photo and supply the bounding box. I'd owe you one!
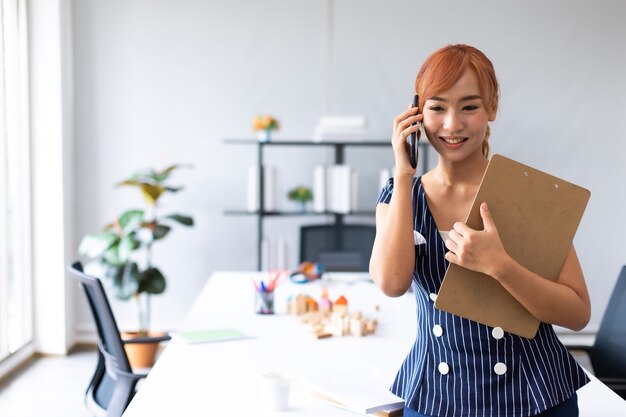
[224,138,430,270]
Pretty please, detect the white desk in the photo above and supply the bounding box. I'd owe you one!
[123,272,626,416]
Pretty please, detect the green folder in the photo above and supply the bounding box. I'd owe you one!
[176,328,252,344]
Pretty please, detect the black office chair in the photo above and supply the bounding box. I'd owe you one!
[299,224,376,272]
[567,265,626,399]
[69,262,170,417]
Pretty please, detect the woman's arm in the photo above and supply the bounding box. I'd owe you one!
[369,176,416,297]
[369,104,423,297]
[444,202,591,331]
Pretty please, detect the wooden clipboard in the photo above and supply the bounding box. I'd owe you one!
[434,154,590,339]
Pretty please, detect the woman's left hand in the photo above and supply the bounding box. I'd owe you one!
[444,202,509,277]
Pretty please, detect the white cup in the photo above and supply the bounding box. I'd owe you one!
[260,372,291,412]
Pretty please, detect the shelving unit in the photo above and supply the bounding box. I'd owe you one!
[224,138,430,270]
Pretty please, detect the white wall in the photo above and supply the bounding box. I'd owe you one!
[71,0,626,337]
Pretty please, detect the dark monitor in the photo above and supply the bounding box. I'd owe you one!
[299,224,376,272]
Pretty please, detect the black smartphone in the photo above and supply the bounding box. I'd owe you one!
[406,94,421,169]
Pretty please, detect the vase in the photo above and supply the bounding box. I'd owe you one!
[121,330,168,368]
[258,129,272,143]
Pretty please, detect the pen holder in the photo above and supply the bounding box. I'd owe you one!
[255,289,275,315]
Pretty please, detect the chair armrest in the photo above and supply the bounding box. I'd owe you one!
[116,368,149,379]
[123,334,171,344]
[600,377,626,386]
[565,345,592,351]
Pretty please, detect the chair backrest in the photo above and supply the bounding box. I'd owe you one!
[70,262,146,417]
[70,262,132,372]
[592,265,626,377]
[299,224,375,272]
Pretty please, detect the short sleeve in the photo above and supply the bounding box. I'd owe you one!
[376,177,394,204]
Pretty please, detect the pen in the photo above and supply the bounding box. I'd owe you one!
[260,281,266,292]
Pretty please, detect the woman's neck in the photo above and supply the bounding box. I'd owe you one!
[433,152,489,187]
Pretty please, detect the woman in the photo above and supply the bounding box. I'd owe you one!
[369,44,590,417]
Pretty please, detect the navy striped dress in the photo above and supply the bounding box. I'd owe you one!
[377,177,589,417]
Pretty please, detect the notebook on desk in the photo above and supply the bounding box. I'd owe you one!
[174,328,253,344]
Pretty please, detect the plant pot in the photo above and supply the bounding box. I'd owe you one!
[121,330,167,369]
[258,129,272,143]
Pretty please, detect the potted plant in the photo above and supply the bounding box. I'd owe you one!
[252,114,280,142]
[287,186,313,212]
[78,164,194,367]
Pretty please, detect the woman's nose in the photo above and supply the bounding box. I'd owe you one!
[444,110,463,132]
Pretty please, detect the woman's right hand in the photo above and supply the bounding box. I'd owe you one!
[391,104,423,177]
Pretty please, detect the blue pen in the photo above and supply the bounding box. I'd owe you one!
[260,281,266,292]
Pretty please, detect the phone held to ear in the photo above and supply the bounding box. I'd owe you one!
[406,94,421,169]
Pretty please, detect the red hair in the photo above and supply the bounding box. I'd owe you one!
[415,44,499,157]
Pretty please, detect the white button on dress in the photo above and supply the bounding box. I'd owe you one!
[438,362,450,375]
[492,327,504,340]
[433,325,443,337]
[429,293,438,302]
[494,362,507,375]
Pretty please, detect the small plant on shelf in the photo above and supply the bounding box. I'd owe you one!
[287,186,313,212]
[252,114,280,142]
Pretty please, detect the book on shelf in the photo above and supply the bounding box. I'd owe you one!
[313,164,354,214]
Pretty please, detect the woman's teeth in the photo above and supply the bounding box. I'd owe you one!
[441,137,466,144]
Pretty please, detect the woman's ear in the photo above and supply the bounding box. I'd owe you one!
[488,109,497,122]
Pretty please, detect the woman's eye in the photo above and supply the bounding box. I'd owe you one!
[428,106,444,112]
[463,105,479,111]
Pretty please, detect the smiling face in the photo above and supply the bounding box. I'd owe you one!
[422,69,496,163]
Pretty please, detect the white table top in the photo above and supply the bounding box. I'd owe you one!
[123,271,626,416]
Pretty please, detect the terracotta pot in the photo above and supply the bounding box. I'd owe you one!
[121,331,167,369]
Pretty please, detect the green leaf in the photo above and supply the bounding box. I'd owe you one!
[135,168,160,182]
[153,224,171,240]
[158,164,191,181]
[116,180,164,205]
[78,231,119,258]
[118,233,140,263]
[138,267,166,295]
[118,209,144,233]
[111,262,141,300]
[102,242,124,266]
[165,214,194,226]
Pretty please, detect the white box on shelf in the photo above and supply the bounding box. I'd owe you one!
[327,165,352,214]
[313,115,368,142]
[312,165,327,213]
[247,165,276,212]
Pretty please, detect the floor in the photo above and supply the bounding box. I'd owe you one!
[0,348,96,417]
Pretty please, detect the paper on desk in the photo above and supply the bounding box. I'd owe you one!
[300,372,404,414]
[174,328,253,344]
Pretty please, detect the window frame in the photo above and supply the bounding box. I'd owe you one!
[0,0,33,367]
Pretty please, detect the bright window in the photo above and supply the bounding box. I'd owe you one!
[0,0,31,361]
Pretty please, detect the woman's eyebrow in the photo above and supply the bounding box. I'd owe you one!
[429,95,482,102]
